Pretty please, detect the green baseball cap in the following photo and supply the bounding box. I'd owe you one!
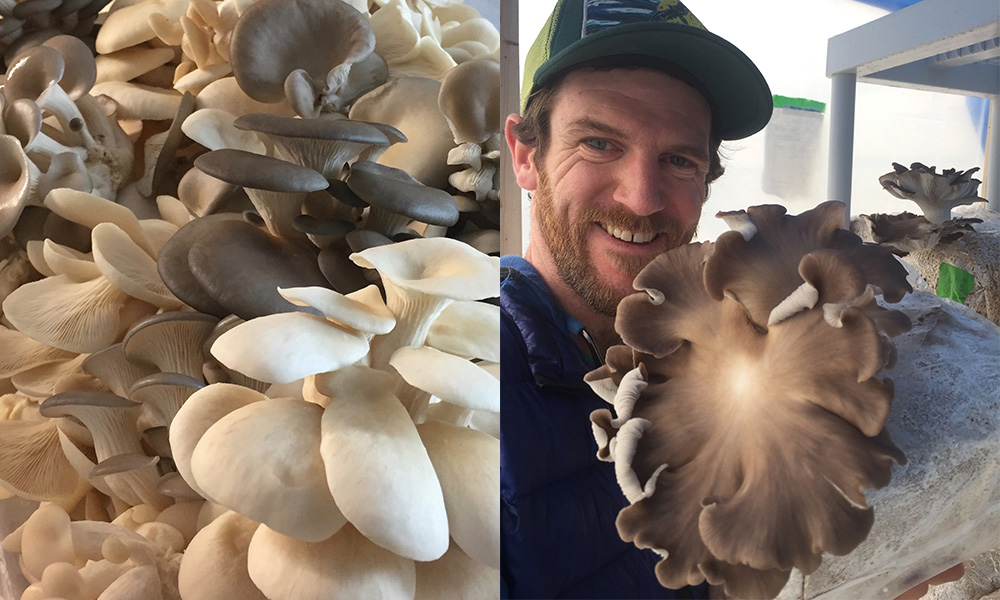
[521,0,773,140]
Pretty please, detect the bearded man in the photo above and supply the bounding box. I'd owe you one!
[499,0,963,598]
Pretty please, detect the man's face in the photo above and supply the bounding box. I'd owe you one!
[529,68,712,315]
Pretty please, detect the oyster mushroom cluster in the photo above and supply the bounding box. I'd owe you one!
[853,162,986,256]
[0,0,501,598]
[588,201,913,599]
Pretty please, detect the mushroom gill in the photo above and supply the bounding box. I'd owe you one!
[597,201,911,598]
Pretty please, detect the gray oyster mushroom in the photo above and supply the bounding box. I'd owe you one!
[346,160,459,238]
[194,148,328,239]
[879,162,986,224]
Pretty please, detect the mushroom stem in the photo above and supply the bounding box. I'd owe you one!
[243,188,307,239]
[369,282,452,369]
[395,378,431,422]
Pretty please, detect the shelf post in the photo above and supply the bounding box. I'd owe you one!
[988,98,998,213]
[828,72,857,228]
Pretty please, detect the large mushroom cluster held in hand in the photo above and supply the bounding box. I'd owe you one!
[587,201,913,599]
[0,0,502,598]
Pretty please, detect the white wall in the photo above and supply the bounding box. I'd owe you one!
[514,0,987,244]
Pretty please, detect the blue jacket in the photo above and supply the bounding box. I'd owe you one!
[500,255,707,599]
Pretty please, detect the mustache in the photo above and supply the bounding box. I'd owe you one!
[579,207,695,240]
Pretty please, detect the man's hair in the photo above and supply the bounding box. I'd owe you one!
[513,57,726,194]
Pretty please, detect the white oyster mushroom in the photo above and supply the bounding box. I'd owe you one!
[2,274,132,353]
[179,510,267,600]
[92,222,181,309]
[168,382,267,501]
[89,82,183,121]
[95,46,176,84]
[349,76,458,189]
[390,345,499,414]
[98,564,164,600]
[191,397,347,542]
[417,420,500,569]
[278,284,395,336]
[181,108,267,153]
[95,0,190,54]
[248,523,416,600]
[0,419,89,504]
[16,502,75,582]
[318,365,449,561]
[350,236,500,368]
[427,299,500,362]
[211,311,370,384]
[415,541,500,600]
[44,188,155,256]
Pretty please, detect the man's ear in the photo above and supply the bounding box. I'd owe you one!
[505,114,538,191]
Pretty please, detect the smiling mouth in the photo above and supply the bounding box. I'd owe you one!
[598,223,659,244]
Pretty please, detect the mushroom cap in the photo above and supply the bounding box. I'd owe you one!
[191,397,346,542]
[438,56,501,144]
[319,365,449,561]
[233,112,388,144]
[4,44,64,103]
[0,135,34,238]
[390,346,499,413]
[278,284,395,335]
[350,236,499,301]
[347,160,458,226]
[122,311,218,378]
[178,511,267,600]
[156,212,244,317]
[210,311,370,384]
[41,35,96,99]
[229,0,374,103]
[194,148,328,193]
[416,420,500,569]
[605,201,910,597]
[349,76,457,189]
[247,523,415,600]
[184,217,330,320]
[169,383,268,501]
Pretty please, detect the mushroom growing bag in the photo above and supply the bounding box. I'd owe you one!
[588,201,913,598]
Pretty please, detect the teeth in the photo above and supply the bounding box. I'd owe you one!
[602,224,657,244]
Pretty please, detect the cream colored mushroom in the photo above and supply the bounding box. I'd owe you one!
[190,397,347,542]
[178,510,267,600]
[247,523,416,600]
[426,299,500,362]
[417,420,500,569]
[168,382,268,500]
[350,236,499,368]
[318,365,448,561]
[210,311,370,384]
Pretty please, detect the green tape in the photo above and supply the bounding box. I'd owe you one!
[936,262,975,304]
[772,94,826,113]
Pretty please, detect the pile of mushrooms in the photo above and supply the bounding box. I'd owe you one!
[587,201,913,598]
[0,0,501,598]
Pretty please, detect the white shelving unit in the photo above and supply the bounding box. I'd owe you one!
[826,0,1000,222]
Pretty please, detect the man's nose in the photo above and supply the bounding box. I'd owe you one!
[611,154,667,217]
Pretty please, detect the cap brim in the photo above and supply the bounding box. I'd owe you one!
[532,23,772,140]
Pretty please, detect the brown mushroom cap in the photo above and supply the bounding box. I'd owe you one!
[194,148,327,193]
[157,212,245,317]
[232,113,389,178]
[185,217,330,319]
[347,160,458,227]
[229,0,374,103]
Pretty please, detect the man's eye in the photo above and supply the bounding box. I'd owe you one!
[586,139,609,151]
[667,156,691,167]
